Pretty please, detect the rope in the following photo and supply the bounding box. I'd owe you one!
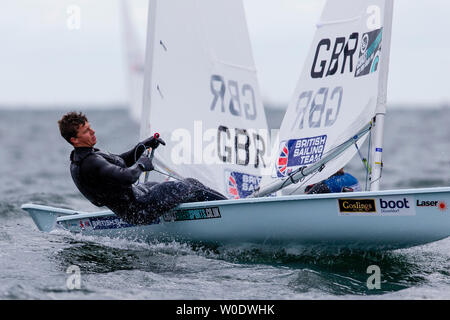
[133,143,148,186]
[286,169,321,195]
[370,161,383,187]
[365,130,372,191]
[354,141,369,173]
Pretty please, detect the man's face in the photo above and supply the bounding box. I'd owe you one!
[71,122,97,147]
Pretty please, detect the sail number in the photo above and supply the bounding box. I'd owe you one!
[217,126,266,168]
[311,5,381,79]
[292,86,343,130]
[311,33,358,78]
[209,75,257,120]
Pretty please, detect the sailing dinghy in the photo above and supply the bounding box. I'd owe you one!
[22,0,450,250]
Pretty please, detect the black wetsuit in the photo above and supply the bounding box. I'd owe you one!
[70,145,227,225]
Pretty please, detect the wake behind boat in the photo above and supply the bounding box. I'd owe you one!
[22,0,450,250]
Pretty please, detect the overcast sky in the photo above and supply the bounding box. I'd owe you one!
[0,0,449,108]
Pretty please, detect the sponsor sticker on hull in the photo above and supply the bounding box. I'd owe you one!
[163,207,221,222]
[416,199,448,211]
[58,215,160,231]
[338,196,416,216]
[89,216,136,230]
[378,196,416,216]
[338,199,376,214]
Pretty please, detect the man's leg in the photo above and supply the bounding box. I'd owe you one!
[132,178,227,224]
[183,178,227,201]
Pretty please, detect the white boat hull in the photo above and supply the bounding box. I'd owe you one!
[22,187,450,250]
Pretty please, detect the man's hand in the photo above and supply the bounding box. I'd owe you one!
[305,184,315,194]
[137,156,155,172]
[141,133,166,149]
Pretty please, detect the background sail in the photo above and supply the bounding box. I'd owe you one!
[120,0,145,123]
[273,0,391,189]
[141,0,269,198]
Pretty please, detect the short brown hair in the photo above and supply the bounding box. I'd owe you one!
[58,111,88,145]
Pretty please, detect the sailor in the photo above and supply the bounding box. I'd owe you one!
[58,111,227,225]
[305,168,361,194]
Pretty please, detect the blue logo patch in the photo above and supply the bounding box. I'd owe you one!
[225,171,262,199]
[355,28,383,77]
[88,215,160,230]
[89,216,135,230]
[276,135,327,177]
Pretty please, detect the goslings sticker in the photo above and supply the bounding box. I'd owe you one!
[338,196,416,216]
[338,199,376,213]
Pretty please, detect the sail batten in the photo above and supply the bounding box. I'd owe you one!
[316,16,361,27]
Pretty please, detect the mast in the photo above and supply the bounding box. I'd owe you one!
[369,0,394,191]
[120,0,145,123]
[140,0,157,141]
[139,0,185,182]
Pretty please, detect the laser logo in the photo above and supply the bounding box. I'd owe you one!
[416,200,448,212]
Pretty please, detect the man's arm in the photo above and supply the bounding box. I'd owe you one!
[119,135,165,167]
[119,144,146,167]
[84,153,143,185]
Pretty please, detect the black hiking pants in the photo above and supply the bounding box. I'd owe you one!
[110,178,227,225]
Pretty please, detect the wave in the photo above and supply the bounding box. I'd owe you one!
[47,231,446,296]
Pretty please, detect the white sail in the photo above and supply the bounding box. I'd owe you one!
[141,0,270,198]
[269,0,392,191]
[120,0,146,123]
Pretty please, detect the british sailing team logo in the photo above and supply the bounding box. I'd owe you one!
[277,143,291,177]
[225,171,262,199]
[228,174,239,199]
[275,136,327,178]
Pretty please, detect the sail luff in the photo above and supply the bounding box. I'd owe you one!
[120,0,145,123]
[140,0,186,181]
[140,0,157,141]
[375,0,394,115]
[370,0,394,191]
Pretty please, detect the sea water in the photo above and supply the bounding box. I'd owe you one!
[0,107,449,299]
